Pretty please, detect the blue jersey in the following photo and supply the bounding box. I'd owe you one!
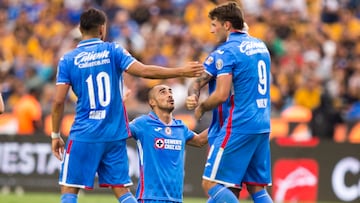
[129,111,195,202]
[56,38,135,142]
[203,51,230,142]
[217,32,271,134]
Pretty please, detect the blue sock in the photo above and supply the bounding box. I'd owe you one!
[251,189,273,203]
[118,192,137,203]
[208,184,238,203]
[61,193,77,203]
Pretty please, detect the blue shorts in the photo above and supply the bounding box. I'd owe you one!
[59,139,132,189]
[203,132,272,188]
[138,200,180,203]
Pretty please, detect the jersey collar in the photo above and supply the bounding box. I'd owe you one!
[77,38,103,48]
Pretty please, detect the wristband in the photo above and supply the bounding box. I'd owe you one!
[51,132,61,139]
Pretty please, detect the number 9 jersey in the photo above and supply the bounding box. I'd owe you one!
[215,32,271,134]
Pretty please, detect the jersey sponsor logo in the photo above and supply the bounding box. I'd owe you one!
[74,50,111,68]
[216,59,223,70]
[154,138,182,150]
[273,159,318,202]
[205,56,214,65]
[155,138,165,149]
[239,41,268,56]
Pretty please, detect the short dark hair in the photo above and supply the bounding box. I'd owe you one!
[80,8,107,33]
[209,2,244,30]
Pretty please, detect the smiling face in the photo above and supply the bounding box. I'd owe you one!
[148,85,175,113]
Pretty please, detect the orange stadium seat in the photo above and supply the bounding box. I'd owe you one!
[270,118,289,139]
[348,122,360,143]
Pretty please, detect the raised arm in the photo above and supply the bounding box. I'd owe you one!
[194,74,232,120]
[186,72,213,110]
[126,61,204,79]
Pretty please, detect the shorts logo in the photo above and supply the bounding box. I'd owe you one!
[273,159,318,203]
[154,138,165,149]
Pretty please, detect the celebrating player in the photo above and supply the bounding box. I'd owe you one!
[129,84,208,203]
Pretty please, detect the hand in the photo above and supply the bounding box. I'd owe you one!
[186,94,199,110]
[181,62,204,78]
[194,105,205,121]
[52,137,65,161]
[123,89,132,103]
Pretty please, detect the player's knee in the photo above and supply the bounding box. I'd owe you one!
[202,180,217,193]
[246,184,265,195]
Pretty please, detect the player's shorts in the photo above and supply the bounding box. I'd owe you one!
[203,132,272,188]
[59,139,132,189]
[138,200,180,203]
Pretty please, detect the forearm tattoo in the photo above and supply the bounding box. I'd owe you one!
[188,72,212,98]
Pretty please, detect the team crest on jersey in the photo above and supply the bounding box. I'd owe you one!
[216,59,223,70]
[154,138,165,149]
[205,56,214,65]
[165,127,171,135]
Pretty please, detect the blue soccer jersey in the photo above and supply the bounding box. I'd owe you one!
[129,111,195,202]
[216,32,271,134]
[56,38,136,142]
[203,51,230,144]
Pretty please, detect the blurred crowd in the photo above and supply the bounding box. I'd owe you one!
[0,0,359,140]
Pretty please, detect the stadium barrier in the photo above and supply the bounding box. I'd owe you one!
[0,135,359,202]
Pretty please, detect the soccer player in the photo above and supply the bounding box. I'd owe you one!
[193,3,273,203]
[129,84,208,203]
[186,19,248,203]
[51,8,203,203]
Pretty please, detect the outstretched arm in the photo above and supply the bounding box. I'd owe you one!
[187,128,208,147]
[126,61,204,79]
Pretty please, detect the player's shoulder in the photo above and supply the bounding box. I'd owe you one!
[130,114,148,125]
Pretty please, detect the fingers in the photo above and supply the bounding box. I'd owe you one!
[186,95,198,110]
[52,140,65,161]
[184,61,204,77]
[53,149,62,161]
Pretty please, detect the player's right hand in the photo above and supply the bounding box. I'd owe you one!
[186,94,199,110]
[182,62,204,77]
